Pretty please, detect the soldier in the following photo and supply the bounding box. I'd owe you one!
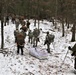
[68,44,76,69]
[21,20,26,26]
[20,25,27,39]
[20,24,27,32]
[44,31,55,53]
[16,32,25,55]
[33,28,40,38]
[6,15,9,25]
[26,20,30,29]
[15,18,20,30]
[11,14,15,24]
[14,29,19,43]
[28,30,33,44]
[33,28,40,47]
[20,30,26,39]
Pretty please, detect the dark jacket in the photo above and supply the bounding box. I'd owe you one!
[68,44,76,56]
[33,28,40,38]
[20,25,27,32]
[27,21,30,28]
[16,33,25,46]
[44,34,55,45]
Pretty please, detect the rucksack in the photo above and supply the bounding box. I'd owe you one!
[16,32,25,45]
[29,32,33,38]
[47,34,55,43]
[33,29,40,38]
[20,26,27,32]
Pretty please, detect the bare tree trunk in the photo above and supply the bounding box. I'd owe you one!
[38,19,39,29]
[62,19,64,37]
[67,21,69,29]
[65,18,68,26]
[1,19,4,49]
[34,19,36,26]
[37,0,40,30]
[66,18,69,29]
[55,0,58,29]
[71,23,75,42]
[1,1,4,49]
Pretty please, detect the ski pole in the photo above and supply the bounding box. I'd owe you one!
[60,49,69,67]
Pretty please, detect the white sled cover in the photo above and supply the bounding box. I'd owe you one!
[29,48,48,60]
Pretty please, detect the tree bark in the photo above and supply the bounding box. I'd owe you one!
[34,19,36,26]
[62,19,64,37]
[1,19,4,49]
[71,23,75,42]
[67,21,69,29]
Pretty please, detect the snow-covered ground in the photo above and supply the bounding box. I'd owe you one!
[0,19,76,75]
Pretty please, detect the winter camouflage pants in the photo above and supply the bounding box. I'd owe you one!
[33,37,39,47]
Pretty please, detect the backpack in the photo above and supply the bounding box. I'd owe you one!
[20,26,27,32]
[29,32,33,38]
[33,29,40,38]
[16,32,25,46]
[47,34,55,43]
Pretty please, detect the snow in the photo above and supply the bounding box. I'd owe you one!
[0,19,76,75]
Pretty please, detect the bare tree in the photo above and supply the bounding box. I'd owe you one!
[71,22,76,42]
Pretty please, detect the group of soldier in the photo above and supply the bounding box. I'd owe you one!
[13,16,55,55]
[4,14,76,70]
[14,28,41,55]
[14,17,30,55]
[28,29,55,54]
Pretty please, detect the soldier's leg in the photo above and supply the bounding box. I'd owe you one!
[34,38,36,46]
[47,44,50,53]
[44,40,48,45]
[31,38,32,44]
[36,38,38,47]
[28,37,30,43]
[17,45,19,54]
[33,38,36,47]
[16,24,18,29]
[36,42,37,47]
[21,46,23,55]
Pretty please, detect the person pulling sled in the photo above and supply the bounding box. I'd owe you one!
[68,44,76,69]
[44,31,55,53]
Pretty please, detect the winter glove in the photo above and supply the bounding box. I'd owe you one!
[68,46,72,50]
[71,52,75,56]
[71,53,74,56]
